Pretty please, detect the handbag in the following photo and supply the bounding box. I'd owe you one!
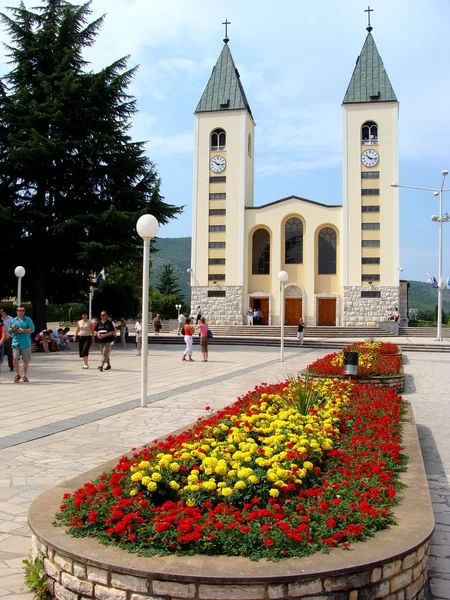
[207,329,213,339]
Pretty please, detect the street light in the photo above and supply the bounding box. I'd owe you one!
[14,266,26,306]
[175,304,181,318]
[278,270,288,362]
[391,170,450,341]
[136,214,159,407]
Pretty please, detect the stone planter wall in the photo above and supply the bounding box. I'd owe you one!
[29,405,433,600]
[304,371,405,393]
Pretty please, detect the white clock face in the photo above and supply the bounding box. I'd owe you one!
[361,149,379,168]
[209,155,226,173]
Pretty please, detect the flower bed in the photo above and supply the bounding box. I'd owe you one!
[56,378,407,561]
[307,342,402,379]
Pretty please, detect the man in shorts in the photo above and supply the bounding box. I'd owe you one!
[10,306,35,382]
[94,311,116,371]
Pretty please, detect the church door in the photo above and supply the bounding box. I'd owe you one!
[285,298,302,326]
[317,298,336,326]
[250,298,269,325]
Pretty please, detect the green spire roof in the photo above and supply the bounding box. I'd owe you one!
[195,44,253,117]
[343,32,397,104]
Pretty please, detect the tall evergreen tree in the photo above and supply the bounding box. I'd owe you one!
[0,0,182,329]
[156,263,181,296]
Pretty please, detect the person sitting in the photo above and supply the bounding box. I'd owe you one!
[51,328,64,351]
[35,329,52,352]
[61,327,71,351]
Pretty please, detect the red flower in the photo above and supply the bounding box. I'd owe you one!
[263,538,274,546]
[240,525,251,533]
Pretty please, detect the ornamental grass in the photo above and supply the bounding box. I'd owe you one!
[56,377,407,561]
[307,342,402,379]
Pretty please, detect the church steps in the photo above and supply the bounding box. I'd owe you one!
[204,325,394,338]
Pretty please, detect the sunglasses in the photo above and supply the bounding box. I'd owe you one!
[17,309,25,312]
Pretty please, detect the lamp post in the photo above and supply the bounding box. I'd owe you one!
[392,170,449,341]
[278,270,288,362]
[175,304,181,319]
[136,214,159,407]
[14,266,26,306]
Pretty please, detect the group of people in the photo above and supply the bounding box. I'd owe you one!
[35,327,71,352]
[246,306,264,325]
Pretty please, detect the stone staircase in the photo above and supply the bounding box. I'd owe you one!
[204,325,394,338]
[399,327,450,338]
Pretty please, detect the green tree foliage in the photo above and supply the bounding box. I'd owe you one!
[149,290,187,319]
[156,263,181,296]
[0,0,182,330]
[92,283,138,320]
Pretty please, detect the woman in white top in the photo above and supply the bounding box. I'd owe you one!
[74,312,94,369]
[135,315,142,356]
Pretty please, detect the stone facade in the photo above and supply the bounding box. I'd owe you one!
[343,286,400,327]
[33,535,430,600]
[191,286,244,325]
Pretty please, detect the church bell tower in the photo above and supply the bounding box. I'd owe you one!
[190,24,255,324]
[342,17,400,326]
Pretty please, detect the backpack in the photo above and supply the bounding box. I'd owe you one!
[207,329,213,339]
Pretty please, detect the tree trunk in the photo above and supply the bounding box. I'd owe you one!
[31,273,47,333]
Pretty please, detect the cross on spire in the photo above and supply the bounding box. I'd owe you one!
[222,19,231,44]
[364,6,374,32]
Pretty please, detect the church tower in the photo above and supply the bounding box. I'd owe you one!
[190,31,255,324]
[342,22,400,326]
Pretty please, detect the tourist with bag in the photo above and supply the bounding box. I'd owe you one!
[197,316,210,362]
[297,318,305,345]
[181,317,195,361]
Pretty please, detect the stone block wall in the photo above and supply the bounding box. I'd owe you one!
[343,286,400,327]
[32,534,430,600]
[190,286,244,325]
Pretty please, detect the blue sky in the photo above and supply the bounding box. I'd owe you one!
[1,0,450,282]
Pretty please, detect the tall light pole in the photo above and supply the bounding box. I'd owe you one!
[14,266,26,306]
[278,270,288,362]
[392,170,449,341]
[175,303,181,318]
[136,214,159,407]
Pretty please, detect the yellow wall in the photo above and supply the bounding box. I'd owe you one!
[245,200,342,322]
[342,102,399,287]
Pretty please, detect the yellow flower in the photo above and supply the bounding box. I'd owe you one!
[129,489,138,496]
[221,487,233,497]
[169,462,180,472]
[269,488,279,498]
[169,480,180,491]
[138,460,151,469]
[141,476,151,486]
[303,461,314,471]
[130,472,143,482]
[235,480,246,490]
[146,481,157,492]
[186,498,197,507]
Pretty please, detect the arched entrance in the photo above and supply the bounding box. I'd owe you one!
[284,284,305,325]
[247,293,271,325]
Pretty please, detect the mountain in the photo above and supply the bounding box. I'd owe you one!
[150,237,191,302]
[148,239,447,315]
[407,280,450,313]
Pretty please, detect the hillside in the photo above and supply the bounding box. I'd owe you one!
[407,280,450,313]
[150,237,191,301]
[149,239,447,314]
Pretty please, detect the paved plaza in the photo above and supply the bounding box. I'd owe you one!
[0,342,448,599]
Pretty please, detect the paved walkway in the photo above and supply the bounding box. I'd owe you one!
[0,344,448,599]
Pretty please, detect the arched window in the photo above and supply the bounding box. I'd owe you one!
[211,128,226,151]
[248,134,252,157]
[318,227,337,274]
[252,229,270,275]
[361,121,378,145]
[285,218,303,264]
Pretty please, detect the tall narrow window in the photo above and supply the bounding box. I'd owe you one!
[285,218,303,264]
[252,229,270,275]
[210,128,226,151]
[318,227,337,275]
[248,134,252,157]
[361,121,378,145]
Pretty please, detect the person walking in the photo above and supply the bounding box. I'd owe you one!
[197,316,209,362]
[253,307,259,326]
[10,306,35,383]
[153,314,162,336]
[135,315,142,356]
[247,306,253,326]
[118,318,127,346]
[181,317,195,362]
[0,308,14,371]
[195,306,202,325]
[177,312,186,335]
[0,316,6,383]
[94,311,116,371]
[74,312,94,369]
[297,318,305,345]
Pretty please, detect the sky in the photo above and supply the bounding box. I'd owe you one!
[1,0,450,283]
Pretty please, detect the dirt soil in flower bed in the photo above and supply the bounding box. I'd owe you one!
[56,378,407,562]
[307,342,402,379]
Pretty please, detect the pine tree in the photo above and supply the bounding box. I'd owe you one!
[0,0,182,329]
[156,264,181,296]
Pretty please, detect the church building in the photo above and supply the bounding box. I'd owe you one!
[190,22,406,327]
